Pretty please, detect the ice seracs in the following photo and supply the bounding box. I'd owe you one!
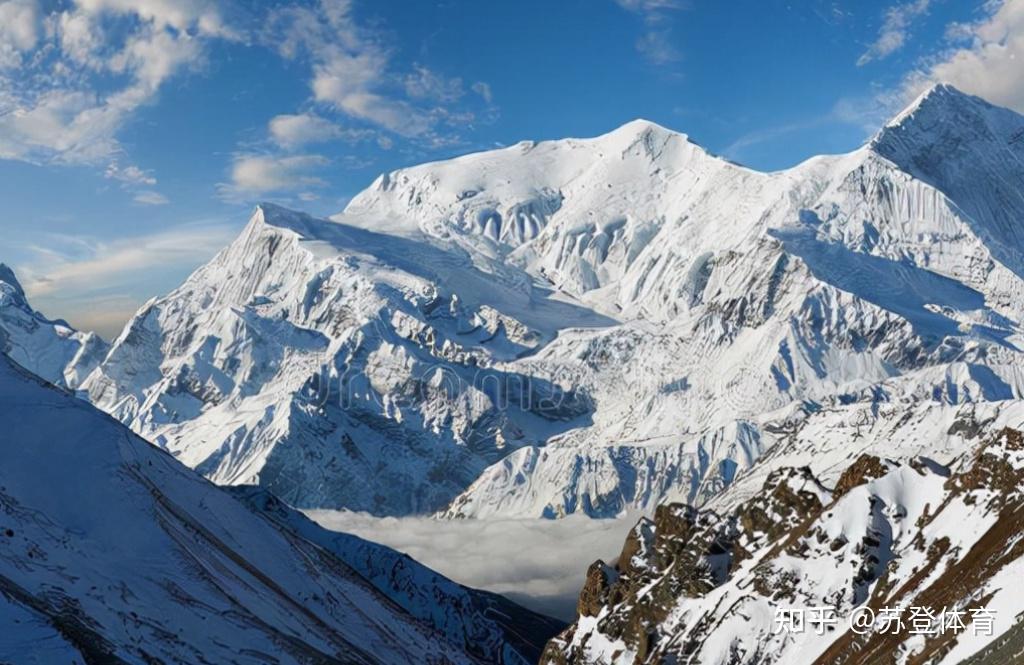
[77,84,1024,521]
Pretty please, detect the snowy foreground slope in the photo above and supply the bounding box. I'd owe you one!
[0,353,559,664]
[543,427,1024,665]
[72,84,1024,518]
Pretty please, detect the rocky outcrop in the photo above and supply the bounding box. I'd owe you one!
[545,428,1024,665]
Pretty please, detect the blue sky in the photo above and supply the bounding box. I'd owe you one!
[1,0,1022,336]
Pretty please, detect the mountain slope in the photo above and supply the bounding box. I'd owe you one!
[543,426,1024,664]
[0,351,558,664]
[81,203,598,514]
[0,264,107,388]
[230,486,562,663]
[80,84,1024,519]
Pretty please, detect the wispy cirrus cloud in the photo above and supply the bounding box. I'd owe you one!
[17,220,240,336]
[721,116,835,164]
[209,0,500,204]
[615,0,687,65]
[857,0,932,66]
[19,222,239,297]
[471,81,493,104]
[133,190,169,206]
[264,0,491,143]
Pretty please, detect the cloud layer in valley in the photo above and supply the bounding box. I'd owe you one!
[305,510,641,620]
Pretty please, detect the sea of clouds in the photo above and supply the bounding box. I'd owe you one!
[304,510,642,620]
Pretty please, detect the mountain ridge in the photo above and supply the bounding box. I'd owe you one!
[543,426,1024,664]
[0,267,107,389]
[8,84,1024,523]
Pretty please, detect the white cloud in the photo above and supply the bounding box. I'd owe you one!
[17,221,239,337]
[73,0,233,38]
[133,190,169,205]
[307,47,434,136]
[221,153,330,197]
[0,90,121,164]
[898,0,1024,113]
[858,0,931,66]
[615,0,685,11]
[1,0,495,207]
[269,113,345,149]
[105,162,156,186]
[305,510,641,620]
[404,65,464,103]
[268,0,476,141]
[471,81,493,104]
[0,0,235,169]
[19,222,238,299]
[270,1,432,136]
[107,25,203,93]
[614,0,686,65]
[635,29,681,65]
[0,0,41,68]
[831,0,1024,138]
[55,9,104,68]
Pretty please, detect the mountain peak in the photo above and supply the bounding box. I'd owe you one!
[869,81,1024,168]
[0,263,24,297]
[255,201,291,215]
[883,82,988,130]
[600,117,692,147]
[251,202,313,229]
[610,118,677,136]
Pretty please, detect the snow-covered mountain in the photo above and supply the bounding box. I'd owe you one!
[0,350,560,664]
[543,425,1024,664]
[78,203,597,514]
[0,263,107,388]
[79,83,1024,520]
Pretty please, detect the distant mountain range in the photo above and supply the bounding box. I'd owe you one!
[4,83,1024,663]
[51,83,1024,522]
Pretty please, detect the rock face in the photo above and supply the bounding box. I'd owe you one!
[76,84,1024,517]
[543,428,1024,665]
[0,351,559,664]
